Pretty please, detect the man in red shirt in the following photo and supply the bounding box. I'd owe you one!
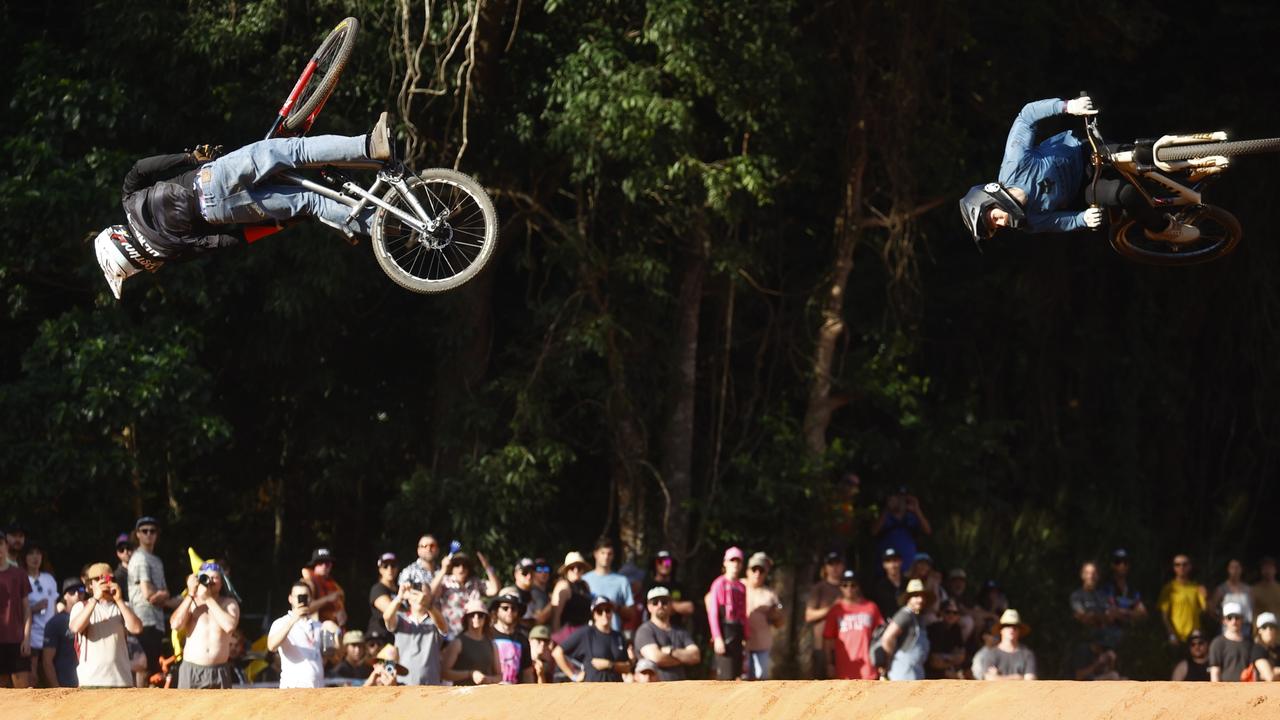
[824,569,883,680]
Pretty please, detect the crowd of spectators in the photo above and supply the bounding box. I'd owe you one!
[1,489,1278,688]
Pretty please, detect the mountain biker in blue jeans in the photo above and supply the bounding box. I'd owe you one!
[960,97,1198,248]
[94,113,391,300]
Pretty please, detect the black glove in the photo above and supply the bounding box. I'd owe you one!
[190,144,224,162]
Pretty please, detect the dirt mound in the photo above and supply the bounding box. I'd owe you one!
[4,680,1278,719]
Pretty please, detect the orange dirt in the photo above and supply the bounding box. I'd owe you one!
[3,680,1278,720]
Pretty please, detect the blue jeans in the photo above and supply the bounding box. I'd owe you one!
[199,135,372,234]
[747,650,771,680]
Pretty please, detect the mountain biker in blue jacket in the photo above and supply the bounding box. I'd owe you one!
[93,113,392,300]
[960,96,1198,248]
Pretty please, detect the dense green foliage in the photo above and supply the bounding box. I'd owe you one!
[3,0,1279,677]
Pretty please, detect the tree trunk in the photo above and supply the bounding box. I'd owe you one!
[659,240,707,561]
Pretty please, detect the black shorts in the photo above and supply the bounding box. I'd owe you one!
[0,642,24,675]
[139,626,165,674]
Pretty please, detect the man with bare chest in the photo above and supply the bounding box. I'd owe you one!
[169,562,240,688]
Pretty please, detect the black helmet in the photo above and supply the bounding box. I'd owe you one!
[959,183,1026,250]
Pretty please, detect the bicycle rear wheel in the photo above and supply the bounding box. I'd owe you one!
[371,168,498,294]
[282,17,359,134]
[1110,204,1241,266]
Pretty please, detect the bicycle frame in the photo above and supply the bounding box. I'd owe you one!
[1083,117,1229,212]
[273,162,438,236]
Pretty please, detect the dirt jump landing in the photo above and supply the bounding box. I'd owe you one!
[5,680,1279,720]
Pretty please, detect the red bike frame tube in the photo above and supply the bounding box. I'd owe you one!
[278,59,318,119]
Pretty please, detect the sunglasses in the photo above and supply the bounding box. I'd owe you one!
[749,567,765,573]
[378,562,398,569]
[419,542,437,548]
[594,607,614,615]
[648,598,670,606]
[535,566,552,574]
[137,527,158,535]
[498,604,518,612]
[1225,615,1243,622]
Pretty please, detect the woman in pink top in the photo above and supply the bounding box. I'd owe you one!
[706,546,749,680]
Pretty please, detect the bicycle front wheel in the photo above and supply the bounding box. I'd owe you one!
[371,168,498,294]
[282,17,360,133]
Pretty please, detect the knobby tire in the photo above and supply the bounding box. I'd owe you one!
[1157,137,1280,162]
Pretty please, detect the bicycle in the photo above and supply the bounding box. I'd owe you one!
[252,17,498,293]
[1081,95,1280,266]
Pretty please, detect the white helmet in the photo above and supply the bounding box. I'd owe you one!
[94,225,151,300]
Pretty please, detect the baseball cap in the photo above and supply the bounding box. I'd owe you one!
[115,533,131,548]
[1111,548,1129,561]
[635,658,660,675]
[723,546,745,563]
[308,548,334,566]
[647,586,671,601]
[840,569,857,583]
[61,577,86,593]
[825,551,845,564]
[463,599,489,616]
[533,558,552,573]
[1256,612,1277,630]
[912,552,934,567]
[1187,629,1205,642]
[343,630,366,646]
[748,552,772,569]
[491,587,524,610]
[3,522,26,535]
[1223,601,1244,618]
[529,625,552,641]
[134,516,159,530]
[881,548,900,561]
[590,596,615,612]
[377,552,397,566]
[86,562,113,580]
[947,568,967,580]
[516,557,536,573]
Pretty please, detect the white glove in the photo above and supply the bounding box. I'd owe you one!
[1066,96,1098,116]
[1083,207,1104,228]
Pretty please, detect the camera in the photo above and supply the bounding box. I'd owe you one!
[383,661,397,674]
[198,574,211,586]
[408,581,423,591]
[295,593,310,606]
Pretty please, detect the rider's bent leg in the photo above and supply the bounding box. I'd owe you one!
[239,184,372,236]
[1086,177,1166,232]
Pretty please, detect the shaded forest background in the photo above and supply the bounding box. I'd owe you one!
[3,0,1279,678]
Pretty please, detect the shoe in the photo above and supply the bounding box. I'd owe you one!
[368,112,392,161]
[1144,218,1200,244]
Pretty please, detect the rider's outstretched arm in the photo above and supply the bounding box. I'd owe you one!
[999,98,1067,174]
[121,153,200,197]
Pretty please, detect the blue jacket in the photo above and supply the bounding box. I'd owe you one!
[997,98,1088,233]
